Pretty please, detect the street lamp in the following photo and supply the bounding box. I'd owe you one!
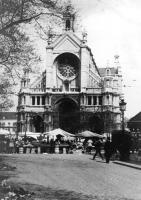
[119,99,127,134]
[24,113,28,142]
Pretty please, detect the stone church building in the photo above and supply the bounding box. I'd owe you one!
[17,7,123,135]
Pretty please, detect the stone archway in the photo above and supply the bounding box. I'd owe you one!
[54,98,80,134]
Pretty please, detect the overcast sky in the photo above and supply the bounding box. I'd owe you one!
[73,0,141,118]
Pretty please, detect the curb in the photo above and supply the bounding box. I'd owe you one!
[113,161,141,170]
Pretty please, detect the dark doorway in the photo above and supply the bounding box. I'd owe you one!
[56,98,79,134]
[88,114,104,134]
[32,115,44,133]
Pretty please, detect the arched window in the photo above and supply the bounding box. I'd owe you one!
[32,96,35,105]
[24,96,26,104]
[88,96,92,105]
[66,19,70,30]
[93,96,97,105]
[98,96,102,105]
[37,96,40,105]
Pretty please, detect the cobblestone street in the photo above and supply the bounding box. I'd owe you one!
[0,154,141,200]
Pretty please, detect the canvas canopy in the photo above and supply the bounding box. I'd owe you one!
[76,130,104,138]
[0,129,10,135]
[18,132,41,139]
[45,128,75,138]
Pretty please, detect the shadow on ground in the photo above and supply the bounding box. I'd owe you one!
[23,184,95,200]
[14,183,134,200]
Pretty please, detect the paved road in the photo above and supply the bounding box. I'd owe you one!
[3,154,141,200]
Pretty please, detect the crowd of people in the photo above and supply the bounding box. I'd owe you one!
[1,133,115,163]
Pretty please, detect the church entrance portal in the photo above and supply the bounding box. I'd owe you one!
[54,98,79,134]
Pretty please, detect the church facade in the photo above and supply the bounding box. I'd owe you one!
[17,7,123,135]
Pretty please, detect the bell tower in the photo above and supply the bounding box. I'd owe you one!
[63,4,75,32]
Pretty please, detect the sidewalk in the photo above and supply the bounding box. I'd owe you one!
[113,160,141,170]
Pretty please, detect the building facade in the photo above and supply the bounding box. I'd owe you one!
[0,112,17,134]
[17,7,123,135]
[128,112,141,150]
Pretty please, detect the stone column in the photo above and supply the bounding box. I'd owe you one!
[80,47,89,92]
[46,47,53,91]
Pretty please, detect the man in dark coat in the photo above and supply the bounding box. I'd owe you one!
[93,139,103,160]
[104,138,112,163]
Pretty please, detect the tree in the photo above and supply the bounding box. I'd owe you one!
[0,0,75,110]
[0,72,13,111]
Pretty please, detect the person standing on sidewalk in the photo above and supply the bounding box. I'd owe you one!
[93,139,103,160]
[104,138,112,163]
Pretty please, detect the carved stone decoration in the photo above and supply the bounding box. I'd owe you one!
[58,63,78,79]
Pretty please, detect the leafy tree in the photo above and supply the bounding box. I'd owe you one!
[0,0,75,110]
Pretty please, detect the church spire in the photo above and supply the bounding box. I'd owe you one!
[63,2,75,32]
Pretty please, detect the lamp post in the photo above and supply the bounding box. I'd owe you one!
[119,99,127,134]
[23,112,28,143]
[16,112,19,139]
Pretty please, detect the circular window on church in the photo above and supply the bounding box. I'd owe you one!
[55,53,79,80]
[58,63,77,78]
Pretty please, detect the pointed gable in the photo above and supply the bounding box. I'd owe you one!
[53,33,81,52]
[128,112,141,130]
[129,112,141,122]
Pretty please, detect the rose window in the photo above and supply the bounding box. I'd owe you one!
[58,64,77,78]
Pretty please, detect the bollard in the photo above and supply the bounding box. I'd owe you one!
[26,148,30,154]
[55,145,59,154]
[63,147,66,154]
[31,148,36,154]
[19,147,23,154]
[38,147,41,154]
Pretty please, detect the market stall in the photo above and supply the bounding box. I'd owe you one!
[75,130,105,154]
[44,128,75,154]
[76,130,105,138]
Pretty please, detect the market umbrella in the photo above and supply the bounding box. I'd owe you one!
[76,130,104,138]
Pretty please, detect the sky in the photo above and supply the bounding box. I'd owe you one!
[72,0,141,118]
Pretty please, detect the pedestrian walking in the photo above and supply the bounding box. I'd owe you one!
[50,139,55,153]
[104,138,112,163]
[86,139,93,154]
[9,139,15,154]
[93,139,103,160]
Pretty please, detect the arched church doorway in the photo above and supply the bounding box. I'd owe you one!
[32,115,44,133]
[55,98,79,134]
[88,114,104,134]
